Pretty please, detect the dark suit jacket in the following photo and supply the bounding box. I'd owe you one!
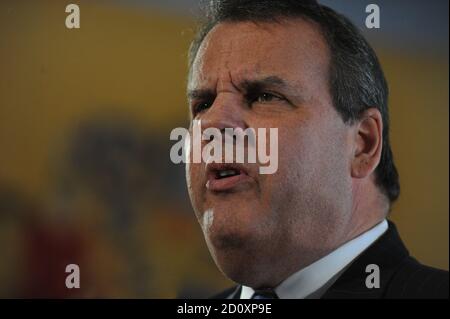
[212,221,449,299]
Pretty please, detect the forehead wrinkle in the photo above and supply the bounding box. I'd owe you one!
[189,19,327,101]
[215,70,244,95]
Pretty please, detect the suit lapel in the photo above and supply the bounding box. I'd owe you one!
[321,221,410,299]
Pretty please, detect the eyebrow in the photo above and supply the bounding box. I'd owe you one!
[241,75,289,92]
[187,75,292,101]
[187,88,215,101]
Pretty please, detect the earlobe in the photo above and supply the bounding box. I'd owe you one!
[351,108,383,179]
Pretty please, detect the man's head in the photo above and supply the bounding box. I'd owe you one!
[185,0,399,288]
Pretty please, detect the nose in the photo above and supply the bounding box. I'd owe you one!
[190,92,249,165]
[200,93,247,136]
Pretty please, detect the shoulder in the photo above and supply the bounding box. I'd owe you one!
[323,220,448,299]
[385,256,449,299]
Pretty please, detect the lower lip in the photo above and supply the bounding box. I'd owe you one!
[206,173,252,192]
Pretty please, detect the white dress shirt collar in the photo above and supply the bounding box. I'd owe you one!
[240,219,388,299]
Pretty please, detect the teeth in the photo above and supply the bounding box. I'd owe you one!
[218,169,238,178]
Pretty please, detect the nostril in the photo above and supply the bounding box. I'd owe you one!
[202,131,220,142]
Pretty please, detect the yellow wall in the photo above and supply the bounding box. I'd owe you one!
[0,0,193,198]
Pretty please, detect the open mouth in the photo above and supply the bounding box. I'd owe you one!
[216,169,240,179]
[206,163,252,192]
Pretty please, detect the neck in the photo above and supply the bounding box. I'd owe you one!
[347,180,389,242]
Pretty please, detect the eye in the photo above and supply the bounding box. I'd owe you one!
[252,92,285,104]
[192,101,212,115]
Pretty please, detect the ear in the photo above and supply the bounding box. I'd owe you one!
[351,108,383,179]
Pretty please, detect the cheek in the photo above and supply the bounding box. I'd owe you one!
[253,127,313,217]
[276,112,349,169]
[268,121,350,199]
[185,163,204,212]
[276,126,319,178]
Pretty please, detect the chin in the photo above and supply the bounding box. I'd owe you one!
[207,238,263,286]
[203,222,273,285]
[211,246,280,288]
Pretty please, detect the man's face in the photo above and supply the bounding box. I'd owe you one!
[186,19,355,287]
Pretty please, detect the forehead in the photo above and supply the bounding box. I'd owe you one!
[189,18,330,89]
